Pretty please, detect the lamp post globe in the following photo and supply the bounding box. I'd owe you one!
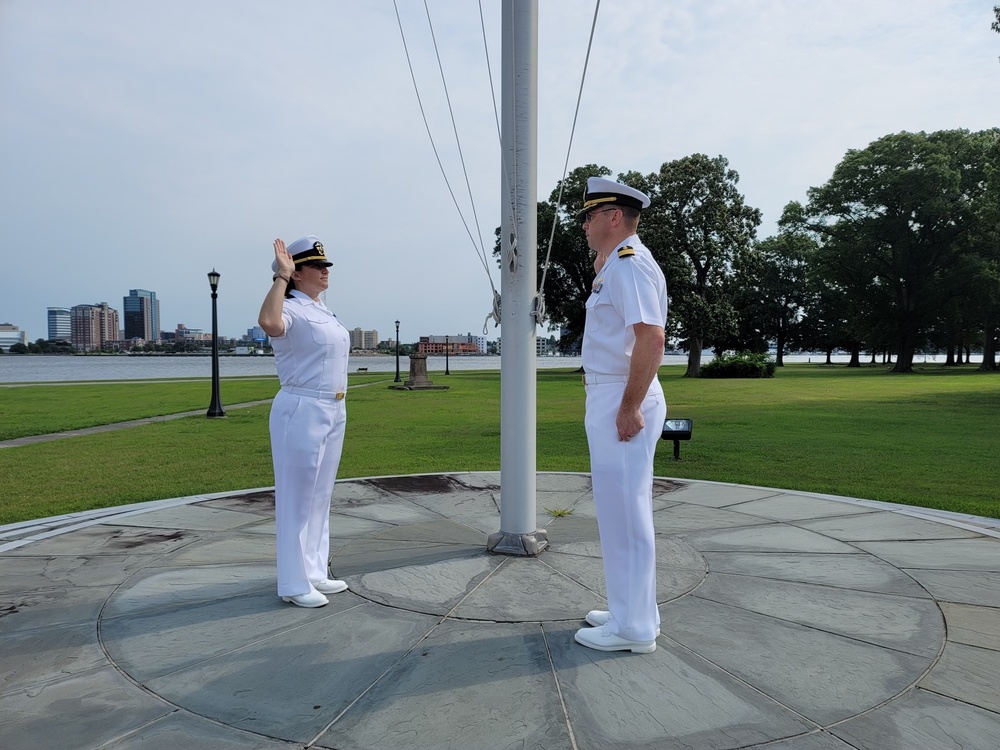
[206,269,226,418]
[394,319,401,383]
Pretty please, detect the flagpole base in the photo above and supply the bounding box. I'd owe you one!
[486,529,548,557]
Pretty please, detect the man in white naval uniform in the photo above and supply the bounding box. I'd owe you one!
[574,177,667,654]
[259,235,351,608]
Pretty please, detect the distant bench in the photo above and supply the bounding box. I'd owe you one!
[356,367,368,372]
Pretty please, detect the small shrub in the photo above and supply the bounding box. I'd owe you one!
[700,351,775,379]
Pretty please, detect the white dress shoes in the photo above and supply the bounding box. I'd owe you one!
[312,578,349,594]
[586,609,612,627]
[281,590,329,608]
[585,610,661,636]
[575,624,657,654]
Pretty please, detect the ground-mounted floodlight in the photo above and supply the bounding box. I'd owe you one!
[661,418,692,460]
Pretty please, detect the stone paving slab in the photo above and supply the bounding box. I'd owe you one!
[546,624,815,750]
[917,641,1000,713]
[902,568,1000,607]
[316,621,574,750]
[1,472,999,750]
[751,733,857,749]
[830,688,1000,750]
[102,562,274,617]
[2,524,193,556]
[329,498,450,526]
[102,590,368,681]
[451,556,598,622]
[680,524,859,554]
[651,503,776,532]
[355,551,504,617]
[0,666,175,750]
[108,504,264,531]
[727,494,881,521]
[691,572,943,657]
[855,538,1000,570]
[1,623,107,695]
[400,490,503,534]
[100,711,299,750]
[144,602,435,743]
[663,483,777,508]
[0,582,114,631]
[662,597,934,726]
[701,551,932,597]
[365,518,487,546]
[2,548,142,590]
[161,532,277,565]
[939,602,1000,650]
[794,510,984,541]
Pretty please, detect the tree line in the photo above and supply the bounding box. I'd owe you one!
[514,128,1000,376]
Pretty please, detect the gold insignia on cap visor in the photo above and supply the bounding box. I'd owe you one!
[581,196,619,212]
[294,242,329,265]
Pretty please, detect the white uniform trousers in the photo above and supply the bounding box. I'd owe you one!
[269,390,346,597]
[585,380,665,642]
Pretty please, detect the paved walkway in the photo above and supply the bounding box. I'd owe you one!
[2,472,999,749]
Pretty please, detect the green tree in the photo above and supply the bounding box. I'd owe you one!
[636,154,761,376]
[511,157,759,372]
[803,130,990,373]
[735,230,813,366]
[494,164,611,353]
[536,165,611,352]
[971,131,1000,370]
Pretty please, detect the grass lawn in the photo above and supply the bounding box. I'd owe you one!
[0,364,997,524]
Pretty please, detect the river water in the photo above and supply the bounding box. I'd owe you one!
[0,352,935,384]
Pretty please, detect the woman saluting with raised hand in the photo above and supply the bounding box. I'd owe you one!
[258,235,351,608]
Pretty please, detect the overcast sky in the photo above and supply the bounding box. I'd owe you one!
[1,1,998,344]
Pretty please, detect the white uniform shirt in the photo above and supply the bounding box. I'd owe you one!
[269,290,350,393]
[582,235,667,376]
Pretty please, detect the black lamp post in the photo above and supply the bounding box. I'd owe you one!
[394,319,401,383]
[445,334,450,375]
[206,269,225,418]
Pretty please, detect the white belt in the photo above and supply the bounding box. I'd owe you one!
[282,385,346,401]
[582,373,629,385]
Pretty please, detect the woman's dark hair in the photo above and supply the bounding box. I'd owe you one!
[284,278,296,298]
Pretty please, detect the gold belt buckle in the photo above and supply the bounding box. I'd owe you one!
[335,392,346,401]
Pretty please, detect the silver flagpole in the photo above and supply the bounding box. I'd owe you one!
[487,0,547,556]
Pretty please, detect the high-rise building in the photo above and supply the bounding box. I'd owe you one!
[71,303,119,351]
[349,327,379,350]
[47,307,72,341]
[123,289,160,342]
[0,323,28,350]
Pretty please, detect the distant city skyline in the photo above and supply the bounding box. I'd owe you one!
[3,293,498,349]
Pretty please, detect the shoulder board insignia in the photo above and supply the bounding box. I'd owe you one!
[617,246,635,258]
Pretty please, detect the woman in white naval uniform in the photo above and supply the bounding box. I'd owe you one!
[258,235,351,608]
[573,178,668,654]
